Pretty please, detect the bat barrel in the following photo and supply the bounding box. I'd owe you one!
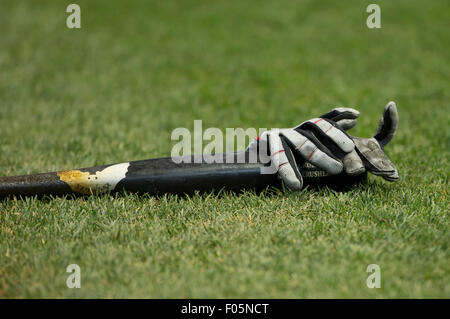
[115,159,279,196]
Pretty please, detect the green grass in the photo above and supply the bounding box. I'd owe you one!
[0,0,449,298]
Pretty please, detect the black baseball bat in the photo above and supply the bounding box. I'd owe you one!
[0,151,366,199]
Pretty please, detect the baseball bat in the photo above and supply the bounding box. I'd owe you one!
[0,151,366,199]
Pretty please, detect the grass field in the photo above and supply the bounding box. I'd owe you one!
[0,0,449,298]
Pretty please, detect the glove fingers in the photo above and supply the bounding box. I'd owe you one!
[280,129,343,175]
[307,147,344,175]
[353,137,399,181]
[359,101,400,181]
[299,118,355,154]
[382,170,399,182]
[320,107,360,122]
[280,135,304,189]
[268,131,303,190]
[343,149,365,176]
[373,101,398,148]
[336,118,357,131]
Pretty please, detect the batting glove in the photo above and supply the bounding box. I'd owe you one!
[247,107,363,190]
